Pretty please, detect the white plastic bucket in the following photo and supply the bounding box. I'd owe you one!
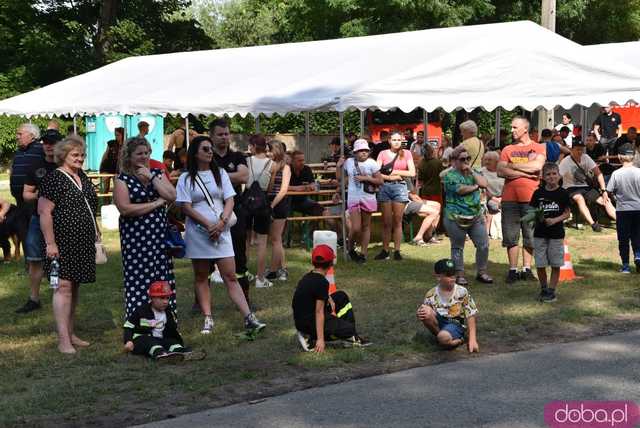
[100,204,120,230]
[313,230,337,265]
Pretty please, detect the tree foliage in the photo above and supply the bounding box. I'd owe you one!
[0,0,211,162]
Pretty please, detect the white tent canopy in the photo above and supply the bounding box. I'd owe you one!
[582,41,640,71]
[1,20,640,118]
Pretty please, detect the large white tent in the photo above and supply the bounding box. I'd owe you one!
[582,41,640,70]
[1,20,639,118]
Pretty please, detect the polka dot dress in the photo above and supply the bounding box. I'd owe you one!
[40,169,97,284]
[118,170,176,317]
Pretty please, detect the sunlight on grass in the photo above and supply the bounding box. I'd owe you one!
[0,226,638,425]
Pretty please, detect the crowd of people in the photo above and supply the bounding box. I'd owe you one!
[2,106,640,356]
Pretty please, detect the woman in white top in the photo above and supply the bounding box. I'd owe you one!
[245,136,274,288]
[176,136,265,335]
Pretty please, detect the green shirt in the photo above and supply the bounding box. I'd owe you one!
[443,169,481,219]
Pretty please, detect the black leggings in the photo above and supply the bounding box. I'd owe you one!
[132,336,186,357]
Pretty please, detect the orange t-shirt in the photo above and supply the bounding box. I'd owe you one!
[500,142,546,203]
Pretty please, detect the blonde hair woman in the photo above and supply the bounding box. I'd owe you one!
[266,140,291,281]
[39,136,98,353]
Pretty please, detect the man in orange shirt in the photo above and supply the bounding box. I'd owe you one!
[497,117,546,284]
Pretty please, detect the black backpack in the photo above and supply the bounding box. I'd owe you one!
[241,158,272,217]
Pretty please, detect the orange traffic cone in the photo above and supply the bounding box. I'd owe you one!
[559,239,582,282]
[326,266,337,295]
[325,266,337,315]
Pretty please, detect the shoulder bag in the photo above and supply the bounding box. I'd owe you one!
[353,159,379,194]
[569,156,601,203]
[58,169,108,264]
[379,151,400,176]
[194,172,238,230]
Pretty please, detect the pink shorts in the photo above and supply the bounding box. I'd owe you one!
[348,198,377,213]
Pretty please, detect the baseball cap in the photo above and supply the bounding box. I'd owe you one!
[618,143,636,156]
[434,258,456,276]
[41,129,63,143]
[353,139,370,152]
[311,244,335,264]
[572,139,585,147]
[148,281,173,297]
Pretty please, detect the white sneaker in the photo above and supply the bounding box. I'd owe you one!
[295,331,310,352]
[255,277,273,288]
[201,316,214,334]
[210,269,223,285]
[277,268,289,281]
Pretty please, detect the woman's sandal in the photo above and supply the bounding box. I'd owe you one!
[410,239,428,247]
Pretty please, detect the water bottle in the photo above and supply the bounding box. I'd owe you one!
[50,258,60,289]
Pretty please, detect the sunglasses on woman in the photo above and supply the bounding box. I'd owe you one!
[457,156,471,162]
[201,146,213,153]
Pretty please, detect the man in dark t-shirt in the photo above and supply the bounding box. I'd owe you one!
[209,119,253,307]
[288,151,324,216]
[16,129,62,314]
[370,131,390,161]
[593,104,622,151]
[292,245,367,352]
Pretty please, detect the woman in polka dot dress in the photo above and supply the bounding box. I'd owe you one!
[114,137,177,317]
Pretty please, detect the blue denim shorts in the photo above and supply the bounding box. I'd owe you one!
[25,215,44,262]
[436,314,465,340]
[377,181,409,203]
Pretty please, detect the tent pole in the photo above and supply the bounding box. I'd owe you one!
[423,109,429,143]
[73,116,77,134]
[494,108,501,149]
[339,112,347,259]
[359,110,365,136]
[185,116,189,148]
[304,111,310,159]
[581,106,587,142]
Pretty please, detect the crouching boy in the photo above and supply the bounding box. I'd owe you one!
[123,281,204,362]
[292,245,369,352]
[416,258,479,352]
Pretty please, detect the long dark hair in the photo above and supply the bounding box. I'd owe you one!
[187,135,222,188]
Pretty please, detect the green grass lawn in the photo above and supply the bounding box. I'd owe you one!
[0,226,638,427]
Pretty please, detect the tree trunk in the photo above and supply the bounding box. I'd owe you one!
[95,0,119,64]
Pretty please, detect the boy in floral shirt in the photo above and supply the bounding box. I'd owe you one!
[416,258,479,352]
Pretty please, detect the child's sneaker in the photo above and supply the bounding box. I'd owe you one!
[341,335,373,348]
[201,316,214,334]
[244,312,266,333]
[153,350,185,364]
[277,268,289,281]
[519,269,537,281]
[620,265,631,274]
[255,277,273,288]
[540,288,557,303]
[295,331,311,352]
[505,269,519,284]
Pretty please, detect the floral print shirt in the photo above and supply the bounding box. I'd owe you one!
[423,284,478,327]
